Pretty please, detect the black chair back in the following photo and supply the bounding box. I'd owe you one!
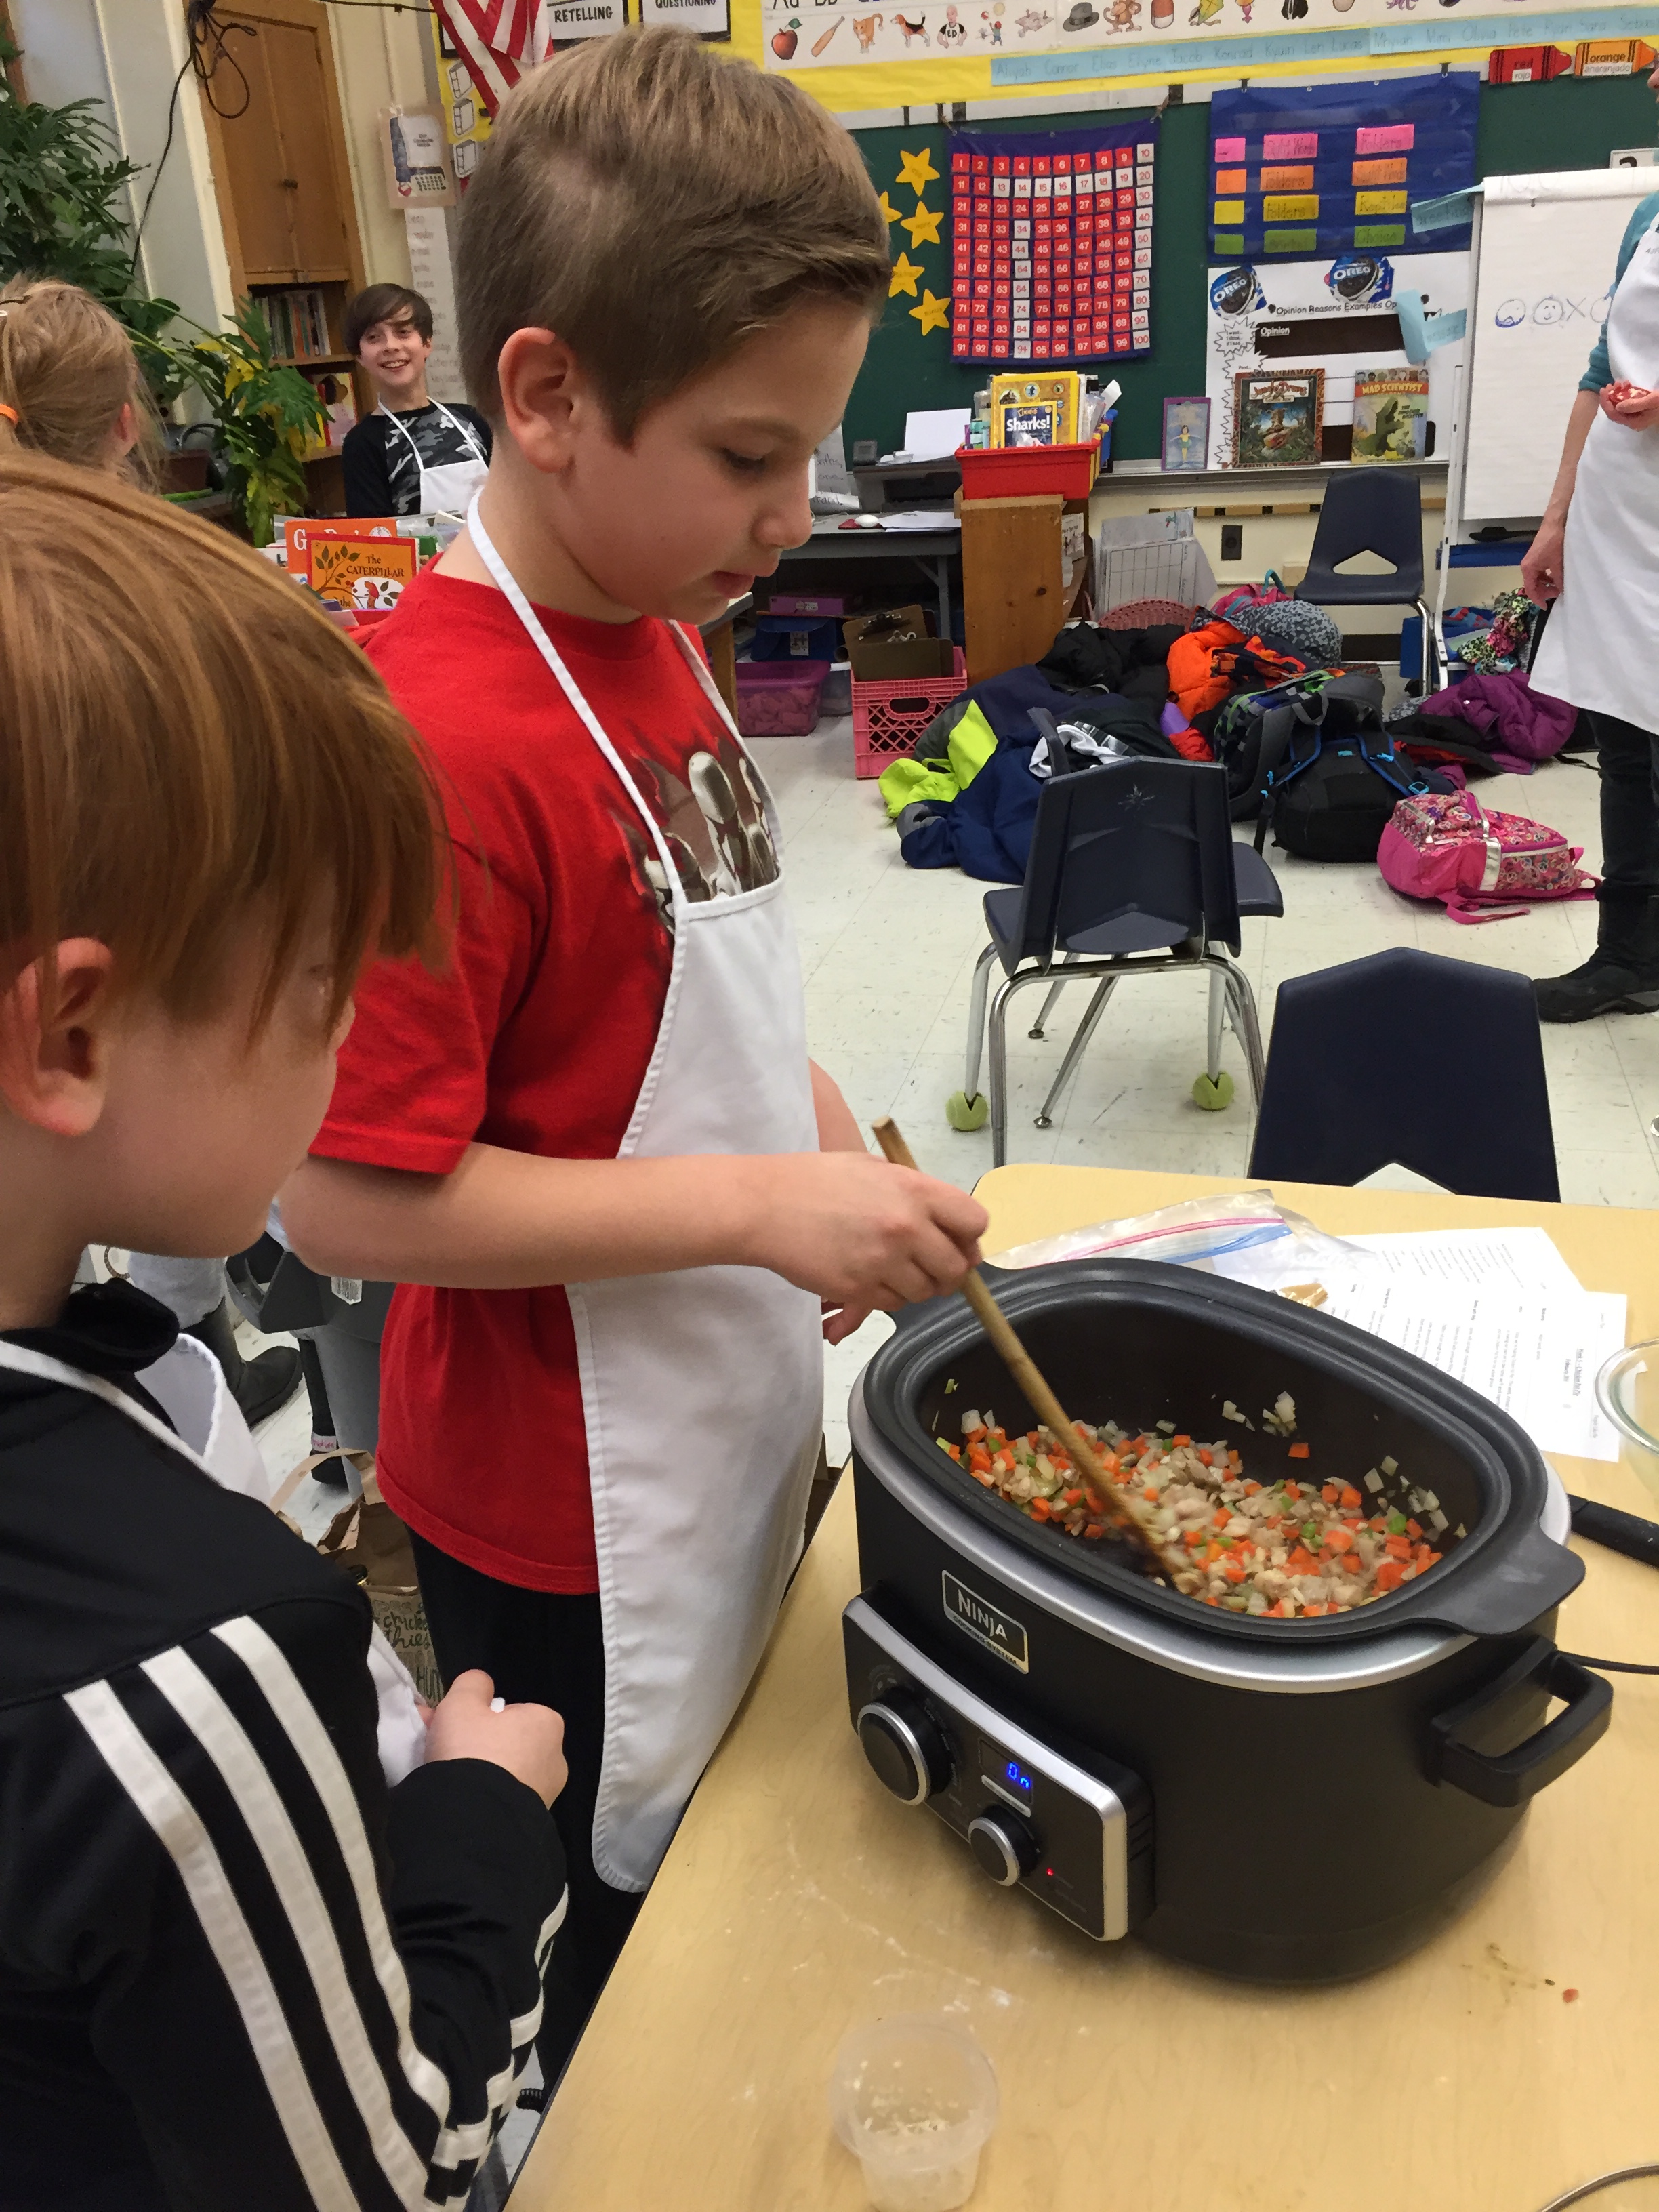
[1008,760,1244,964]
[1247,947,1559,1201]
[1296,468,1425,607]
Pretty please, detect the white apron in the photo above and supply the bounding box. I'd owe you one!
[466,496,824,1892]
[0,1330,428,1785]
[1533,210,1659,733]
[380,401,489,516]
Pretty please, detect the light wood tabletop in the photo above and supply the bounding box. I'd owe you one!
[510,1167,1659,2212]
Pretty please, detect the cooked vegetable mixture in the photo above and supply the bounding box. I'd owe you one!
[941,1397,1458,1617]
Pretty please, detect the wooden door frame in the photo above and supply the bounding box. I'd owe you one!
[0,3,26,100]
[192,0,368,302]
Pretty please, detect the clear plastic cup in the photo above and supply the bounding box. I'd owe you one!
[829,2014,998,2212]
[1595,1340,1659,1510]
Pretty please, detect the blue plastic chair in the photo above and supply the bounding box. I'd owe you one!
[956,759,1284,1166]
[1246,947,1559,1201]
[1295,468,1438,692]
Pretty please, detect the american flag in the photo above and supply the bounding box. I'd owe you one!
[430,0,553,116]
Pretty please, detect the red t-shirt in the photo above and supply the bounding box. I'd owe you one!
[313,568,779,1593]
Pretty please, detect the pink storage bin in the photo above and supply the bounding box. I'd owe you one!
[735,658,830,737]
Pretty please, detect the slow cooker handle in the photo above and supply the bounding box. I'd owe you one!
[1427,1637,1612,1809]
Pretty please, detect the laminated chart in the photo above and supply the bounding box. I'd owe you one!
[949,120,1158,365]
[1208,73,1477,264]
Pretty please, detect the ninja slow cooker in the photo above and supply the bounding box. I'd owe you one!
[845,1258,1612,1982]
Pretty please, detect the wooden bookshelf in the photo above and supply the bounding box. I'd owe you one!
[195,0,370,522]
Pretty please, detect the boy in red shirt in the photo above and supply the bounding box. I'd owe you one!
[283,27,986,2072]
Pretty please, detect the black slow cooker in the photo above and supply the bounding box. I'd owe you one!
[845,1258,1612,1982]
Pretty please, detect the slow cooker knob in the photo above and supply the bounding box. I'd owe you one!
[967,1804,1040,1887]
[857,1692,952,1805]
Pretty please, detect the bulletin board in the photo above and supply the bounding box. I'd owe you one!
[840,71,1659,466]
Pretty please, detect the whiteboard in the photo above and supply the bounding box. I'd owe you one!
[1461,169,1658,525]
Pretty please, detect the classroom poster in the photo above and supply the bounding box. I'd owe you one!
[431,14,491,186]
[948,120,1157,364]
[1204,249,1467,467]
[1208,74,1477,262]
[762,0,1641,80]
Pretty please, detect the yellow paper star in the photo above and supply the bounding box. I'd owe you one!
[910,289,951,335]
[888,251,924,298]
[877,191,901,227]
[901,202,943,249]
[895,148,939,195]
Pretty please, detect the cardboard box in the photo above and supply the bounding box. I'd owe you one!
[844,603,954,681]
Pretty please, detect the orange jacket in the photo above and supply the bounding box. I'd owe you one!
[1167,618,1304,725]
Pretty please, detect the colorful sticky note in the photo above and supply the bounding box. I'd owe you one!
[1352,157,1408,187]
[1354,223,1407,248]
[1260,165,1315,193]
[1214,136,1247,162]
[1213,199,1246,226]
[1263,194,1319,222]
[1354,190,1408,216]
[1214,167,1248,194]
[1263,131,1318,160]
[1264,227,1318,254]
[1213,232,1245,257]
[1355,124,1414,155]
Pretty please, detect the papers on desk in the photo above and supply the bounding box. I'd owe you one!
[880,409,972,466]
[877,508,961,533]
[1214,1227,1625,1463]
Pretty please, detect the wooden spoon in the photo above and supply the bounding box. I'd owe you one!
[870,1116,1194,1589]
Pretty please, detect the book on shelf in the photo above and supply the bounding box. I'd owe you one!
[1350,367,1431,462]
[263,286,333,362]
[300,368,359,456]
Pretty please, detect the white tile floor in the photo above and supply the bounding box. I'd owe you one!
[754,718,1656,1465]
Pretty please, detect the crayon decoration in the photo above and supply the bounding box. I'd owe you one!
[947,119,1158,365]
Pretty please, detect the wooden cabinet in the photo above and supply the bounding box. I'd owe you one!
[196,0,369,513]
[961,493,1067,684]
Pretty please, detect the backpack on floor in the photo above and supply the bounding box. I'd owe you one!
[1252,674,1443,863]
[1212,668,1373,822]
[1378,791,1598,924]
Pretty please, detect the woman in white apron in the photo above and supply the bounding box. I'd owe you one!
[1527,153,1659,1023]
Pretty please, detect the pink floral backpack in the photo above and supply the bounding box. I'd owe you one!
[1378,790,1597,924]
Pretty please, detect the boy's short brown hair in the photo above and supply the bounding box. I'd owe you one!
[344,283,434,358]
[0,454,443,1033]
[457,27,890,438]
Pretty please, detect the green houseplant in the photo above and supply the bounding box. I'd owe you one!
[0,71,325,539]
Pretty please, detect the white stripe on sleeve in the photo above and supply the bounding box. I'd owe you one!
[64,1679,360,2212]
[142,1647,431,2204]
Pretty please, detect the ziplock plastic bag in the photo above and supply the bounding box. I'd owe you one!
[988,1187,1376,1290]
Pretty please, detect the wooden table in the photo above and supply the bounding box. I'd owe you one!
[510,1167,1659,2212]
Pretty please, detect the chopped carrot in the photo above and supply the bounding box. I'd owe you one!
[1027,1431,1041,1447]
[1172,1433,1191,1446]
[966,1425,986,1444]
[1385,1534,1412,1560]
[1265,1601,1286,1617]
[1304,1602,1328,1617]
[1339,1485,1362,1510]
[1243,1479,1261,1495]
[1322,1527,1354,1553]
[1288,1443,1311,1461]
[1143,1486,1159,1501]
[1063,1488,1084,1507]
[967,1448,991,1474]
[1083,1522,1106,1540]
[1228,1450,1244,1470]
[972,1469,995,1488]
[1214,1507,1230,1528]
[1029,1498,1052,1521]
[1286,1547,1320,1576]
[1284,1481,1302,1500]
[1204,1541,1223,1565]
[1374,1560,1407,1593]
[1321,1481,1339,1502]
[1406,1518,1422,1540]
[1198,1448,1213,1467]
[1224,1562,1247,1584]
[1184,1529,1205,1549]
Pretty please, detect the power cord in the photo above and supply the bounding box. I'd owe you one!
[1563,1654,1659,1675]
[130,1,255,274]
[1536,2163,1659,2211]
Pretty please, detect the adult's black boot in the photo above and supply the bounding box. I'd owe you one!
[186,1296,302,1427]
[1534,885,1659,1023]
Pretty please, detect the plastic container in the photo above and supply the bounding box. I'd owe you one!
[769,589,851,617]
[852,649,968,779]
[829,2016,998,2211]
[957,436,1101,501]
[1595,1341,1659,1511]
[750,613,844,664]
[735,658,830,737]
[822,661,853,716]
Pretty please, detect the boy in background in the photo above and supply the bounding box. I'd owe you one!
[341,283,492,516]
[0,455,568,2209]
[284,29,986,2073]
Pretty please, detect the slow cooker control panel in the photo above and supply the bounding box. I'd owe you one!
[844,1594,1150,1942]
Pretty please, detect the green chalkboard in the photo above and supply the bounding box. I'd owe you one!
[844,74,1658,467]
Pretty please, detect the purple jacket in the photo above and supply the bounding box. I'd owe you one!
[1416,670,1577,775]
